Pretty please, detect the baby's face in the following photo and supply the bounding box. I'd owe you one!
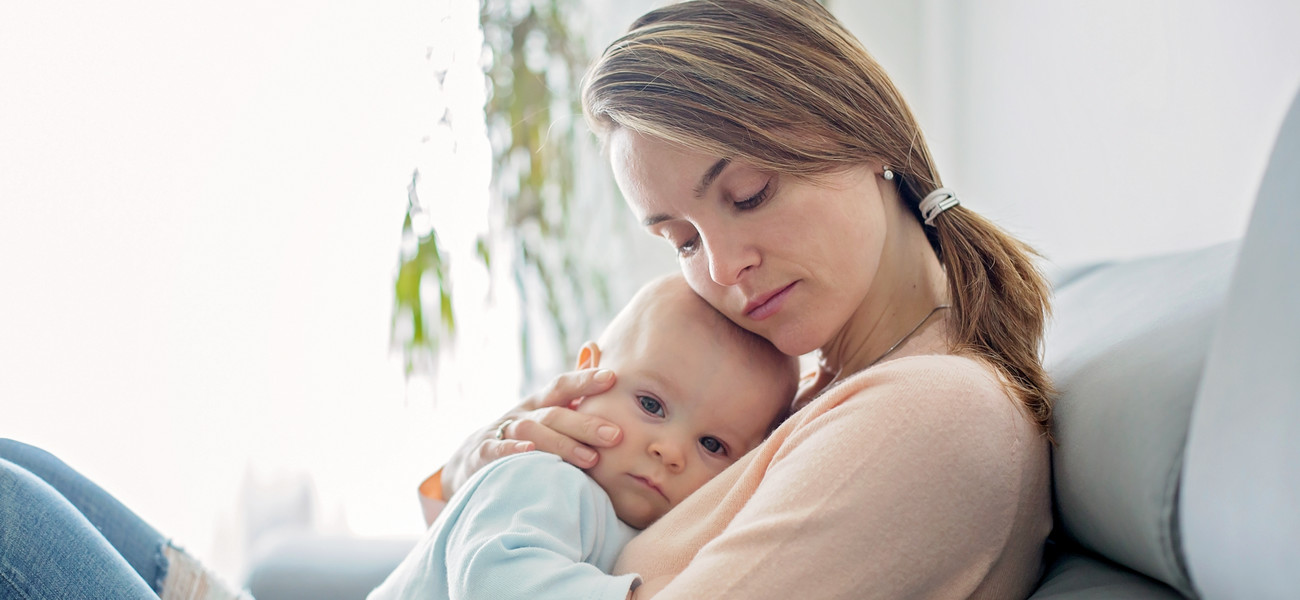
[577,308,789,529]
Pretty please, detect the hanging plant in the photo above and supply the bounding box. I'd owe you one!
[392,0,628,386]
[479,0,613,382]
[392,169,454,378]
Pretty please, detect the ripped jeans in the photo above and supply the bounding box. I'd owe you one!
[0,438,166,599]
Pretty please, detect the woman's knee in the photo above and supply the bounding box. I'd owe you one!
[0,438,82,503]
[0,457,52,527]
[0,458,158,599]
[0,438,63,475]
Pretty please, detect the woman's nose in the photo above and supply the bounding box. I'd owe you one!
[700,231,758,287]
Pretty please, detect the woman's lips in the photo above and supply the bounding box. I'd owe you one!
[744,282,796,321]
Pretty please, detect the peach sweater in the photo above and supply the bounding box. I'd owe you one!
[613,353,1052,599]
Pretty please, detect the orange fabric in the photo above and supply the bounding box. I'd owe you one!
[418,468,448,527]
[419,469,445,501]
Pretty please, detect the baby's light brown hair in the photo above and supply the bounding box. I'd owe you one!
[599,273,799,433]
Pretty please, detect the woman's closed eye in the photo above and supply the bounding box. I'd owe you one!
[637,395,666,417]
[654,223,701,259]
[675,234,701,258]
[668,181,770,258]
[733,181,771,210]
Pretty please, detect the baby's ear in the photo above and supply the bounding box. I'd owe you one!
[576,341,601,369]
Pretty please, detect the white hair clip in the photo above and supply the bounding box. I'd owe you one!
[918,187,960,226]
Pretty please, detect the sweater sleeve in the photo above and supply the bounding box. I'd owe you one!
[639,360,1031,599]
[418,468,447,527]
[445,453,639,600]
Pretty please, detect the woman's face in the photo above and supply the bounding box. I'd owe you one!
[609,129,890,356]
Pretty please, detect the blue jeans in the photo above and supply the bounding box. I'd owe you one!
[0,439,166,599]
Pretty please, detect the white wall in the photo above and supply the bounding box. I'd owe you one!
[0,0,521,581]
[836,0,1300,268]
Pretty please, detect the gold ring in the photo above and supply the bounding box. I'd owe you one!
[494,419,515,441]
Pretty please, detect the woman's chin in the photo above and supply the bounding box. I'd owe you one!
[766,327,825,359]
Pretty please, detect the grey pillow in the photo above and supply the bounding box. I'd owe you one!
[1029,552,1185,599]
[1044,241,1237,597]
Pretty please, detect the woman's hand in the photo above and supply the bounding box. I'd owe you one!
[441,368,623,499]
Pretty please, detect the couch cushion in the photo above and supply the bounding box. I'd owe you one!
[1029,551,1186,599]
[1044,241,1237,597]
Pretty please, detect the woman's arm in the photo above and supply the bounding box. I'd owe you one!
[439,368,623,499]
[626,359,1047,599]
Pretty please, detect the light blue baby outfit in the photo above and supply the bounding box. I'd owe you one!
[368,452,640,600]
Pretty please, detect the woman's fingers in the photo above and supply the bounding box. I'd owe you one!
[532,405,623,448]
[502,411,613,468]
[524,369,617,410]
[472,405,624,471]
[498,368,623,469]
[441,368,621,499]
[474,438,535,466]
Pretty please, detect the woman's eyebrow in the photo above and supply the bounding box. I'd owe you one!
[642,158,731,227]
[642,213,672,227]
[693,158,730,198]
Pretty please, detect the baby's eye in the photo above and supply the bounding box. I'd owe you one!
[699,436,726,455]
[637,395,665,417]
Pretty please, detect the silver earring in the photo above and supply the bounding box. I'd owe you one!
[882,167,895,181]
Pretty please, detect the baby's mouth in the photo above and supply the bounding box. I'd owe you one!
[629,474,668,501]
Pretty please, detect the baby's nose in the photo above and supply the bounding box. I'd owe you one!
[649,439,686,471]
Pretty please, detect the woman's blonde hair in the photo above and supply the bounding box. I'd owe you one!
[582,0,1053,435]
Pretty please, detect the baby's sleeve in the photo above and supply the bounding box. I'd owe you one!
[445,453,639,600]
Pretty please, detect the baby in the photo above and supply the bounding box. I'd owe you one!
[369,273,797,600]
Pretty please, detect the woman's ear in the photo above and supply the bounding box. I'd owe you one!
[576,341,601,369]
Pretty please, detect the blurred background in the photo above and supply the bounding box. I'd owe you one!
[2,0,1298,586]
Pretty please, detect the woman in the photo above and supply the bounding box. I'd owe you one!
[434,0,1053,598]
[0,1,1051,598]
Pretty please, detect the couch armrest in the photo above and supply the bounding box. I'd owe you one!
[244,533,417,600]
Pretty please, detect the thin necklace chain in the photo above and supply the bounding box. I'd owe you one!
[865,304,951,369]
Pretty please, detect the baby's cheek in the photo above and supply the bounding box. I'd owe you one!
[616,494,661,529]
